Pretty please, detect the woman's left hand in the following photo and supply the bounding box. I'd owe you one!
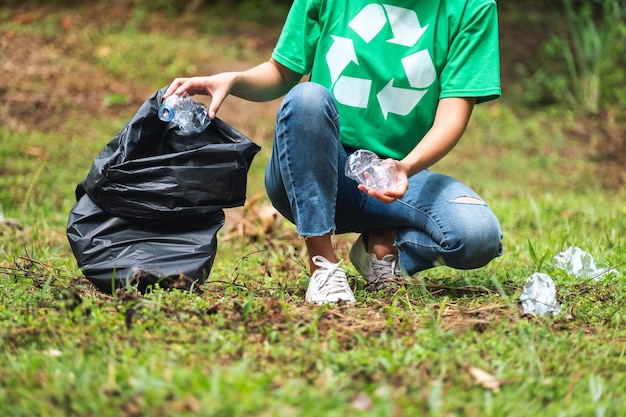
[357,159,409,204]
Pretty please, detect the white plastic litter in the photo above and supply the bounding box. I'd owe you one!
[553,246,618,280]
[520,272,561,316]
[345,149,398,190]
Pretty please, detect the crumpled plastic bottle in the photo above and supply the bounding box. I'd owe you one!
[158,92,211,134]
[345,149,398,190]
[520,272,562,316]
[553,246,619,280]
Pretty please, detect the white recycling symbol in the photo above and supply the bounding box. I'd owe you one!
[325,4,436,119]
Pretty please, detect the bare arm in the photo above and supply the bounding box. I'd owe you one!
[400,97,475,176]
[164,58,302,118]
[230,58,303,101]
[362,97,476,203]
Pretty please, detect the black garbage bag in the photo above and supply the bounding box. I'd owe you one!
[67,87,261,294]
[67,194,225,294]
[80,87,261,220]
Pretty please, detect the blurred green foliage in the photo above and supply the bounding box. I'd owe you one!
[514,0,626,115]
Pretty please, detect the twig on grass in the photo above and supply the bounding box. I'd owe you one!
[603,295,626,326]
[1,249,72,289]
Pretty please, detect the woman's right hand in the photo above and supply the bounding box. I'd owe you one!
[163,72,239,119]
[163,59,302,119]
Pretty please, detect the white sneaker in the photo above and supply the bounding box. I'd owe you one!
[349,235,403,291]
[305,256,356,304]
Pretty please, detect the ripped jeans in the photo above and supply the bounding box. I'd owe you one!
[264,82,503,276]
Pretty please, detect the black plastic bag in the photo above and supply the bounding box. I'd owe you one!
[67,87,261,293]
[79,87,261,220]
[67,194,225,294]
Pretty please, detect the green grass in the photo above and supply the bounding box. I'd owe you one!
[2,4,626,417]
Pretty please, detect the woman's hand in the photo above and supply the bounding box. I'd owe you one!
[163,59,303,120]
[361,97,476,203]
[357,159,410,204]
[163,73,239,119]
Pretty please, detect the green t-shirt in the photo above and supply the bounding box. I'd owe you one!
[272,0,501,159]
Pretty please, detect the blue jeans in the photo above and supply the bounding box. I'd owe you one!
[264,83,503,276]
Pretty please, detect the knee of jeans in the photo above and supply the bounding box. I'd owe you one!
[285,82,335,115]
[445,218,503,269]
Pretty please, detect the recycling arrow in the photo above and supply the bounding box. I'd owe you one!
[402,49,436,89]
[384,4,428,47]
[325,3,436,120]
[334,75,372,108]
[376,79,428,119]
[348,3,387,43]
[326,36,359,84]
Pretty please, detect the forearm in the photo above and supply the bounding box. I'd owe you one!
[230,58,302,102]
[400,97,475,177]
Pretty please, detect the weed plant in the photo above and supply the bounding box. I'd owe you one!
[1,4,626,417]
[519,0,626,114]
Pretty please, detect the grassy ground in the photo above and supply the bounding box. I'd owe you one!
[1,4,626,417]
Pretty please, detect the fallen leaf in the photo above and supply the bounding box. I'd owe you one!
[20,144,46,159]
[13,13,35,25]
[351,393,373,410]
[222,196,283,240]
[469,367,501,393]
[256,203,282,234]
[43,349,62,357]
[60,17,73,31]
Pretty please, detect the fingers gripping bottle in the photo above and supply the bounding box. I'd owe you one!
[158,92,211,134]
[345,149,398,190]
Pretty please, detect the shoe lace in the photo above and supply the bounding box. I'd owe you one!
[367,256,402,290]
[311,256,352,295]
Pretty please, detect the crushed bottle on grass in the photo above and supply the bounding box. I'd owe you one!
[553,246,620,280]
[158,92,211,134]
[520,246,620,316]
[520,272,562,316]
[345,149,398,190]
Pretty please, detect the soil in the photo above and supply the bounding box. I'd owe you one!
[0,4,283,137]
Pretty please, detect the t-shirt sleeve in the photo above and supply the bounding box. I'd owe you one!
[271,0,321,76]
[440,0,501,104]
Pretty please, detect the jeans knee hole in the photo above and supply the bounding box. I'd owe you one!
[451,196,485,205]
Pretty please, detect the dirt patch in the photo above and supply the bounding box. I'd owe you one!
[0,4,281,138]
[0,30,148,135]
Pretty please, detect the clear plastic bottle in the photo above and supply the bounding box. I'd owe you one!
[158,92,211,134]
[345,149,398,190]
[520,272,561,316]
